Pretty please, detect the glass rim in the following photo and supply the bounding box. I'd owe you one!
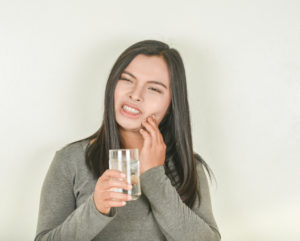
[109,148,138,152]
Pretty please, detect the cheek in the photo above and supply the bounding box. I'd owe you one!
[114,84,124,105]
[159,93,171,111]
[114,82,132,102]
[147,96,171,120]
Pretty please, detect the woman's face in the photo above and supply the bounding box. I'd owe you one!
[114,54,171,132]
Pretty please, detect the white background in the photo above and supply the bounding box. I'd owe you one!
[0,0,299,240]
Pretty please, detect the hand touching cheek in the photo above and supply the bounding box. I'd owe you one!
[139,116,166,175]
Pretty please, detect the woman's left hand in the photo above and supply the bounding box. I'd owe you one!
[139,115,166,175]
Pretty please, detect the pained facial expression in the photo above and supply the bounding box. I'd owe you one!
[114,54,171,132]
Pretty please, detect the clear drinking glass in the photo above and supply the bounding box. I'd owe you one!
[109,149,141,200]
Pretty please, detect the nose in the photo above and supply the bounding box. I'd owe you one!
[129,87,143,102]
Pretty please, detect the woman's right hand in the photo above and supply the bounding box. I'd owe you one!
[93,169,133,215]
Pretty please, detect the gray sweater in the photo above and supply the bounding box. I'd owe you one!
[35,140,221,241]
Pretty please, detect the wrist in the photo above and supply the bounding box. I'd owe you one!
[140,164,162,176]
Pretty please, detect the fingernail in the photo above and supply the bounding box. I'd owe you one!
[122,201,126,205]
[127,196,132,201]
[128,184,133,189]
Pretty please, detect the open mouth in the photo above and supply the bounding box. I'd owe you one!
[122,104,141,114]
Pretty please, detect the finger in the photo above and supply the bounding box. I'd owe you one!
[101,169,126,180]
[105,178,133,190]
[150,114,158,125]
[147,116,157,128]
[147,116,161,143]
[139,128,151,148]
[105,200,127,208]
[141,119,157,140]
[150,115,166,144]
[151,114,157,121]
[103,191,132,202]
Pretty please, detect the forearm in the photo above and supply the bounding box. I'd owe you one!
[35,149,116,241]
[141,166,221,241]
[35,194,115,241]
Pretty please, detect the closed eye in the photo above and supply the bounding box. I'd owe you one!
[120,77,133,83]
[149,87,162,93]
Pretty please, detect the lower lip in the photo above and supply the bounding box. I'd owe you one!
[120,106,142,119]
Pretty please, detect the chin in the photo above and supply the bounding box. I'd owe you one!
[119,125,141,132]
[117,120,142,132]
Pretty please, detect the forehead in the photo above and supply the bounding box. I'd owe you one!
[123,54,170,87]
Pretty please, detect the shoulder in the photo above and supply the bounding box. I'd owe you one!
[56,139,89,159]
[50,139,90,175]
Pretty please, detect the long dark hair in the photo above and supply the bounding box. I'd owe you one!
[70,40,213,208]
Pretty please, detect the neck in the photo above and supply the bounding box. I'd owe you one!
[119,128,144,153]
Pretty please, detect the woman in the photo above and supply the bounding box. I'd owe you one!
[35,40,221,241]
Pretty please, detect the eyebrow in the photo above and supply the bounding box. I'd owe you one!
[122,71,168,89]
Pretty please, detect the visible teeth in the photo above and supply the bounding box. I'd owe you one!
[123,105,140,114]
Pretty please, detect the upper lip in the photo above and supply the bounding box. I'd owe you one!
[121,102,142,113]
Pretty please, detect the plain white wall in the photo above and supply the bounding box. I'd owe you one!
[1,0,299,240]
